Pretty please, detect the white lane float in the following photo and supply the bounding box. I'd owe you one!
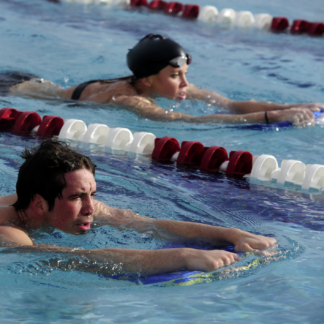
[197,6,218,22]
[249,155,278,181]
[302,165,324,190]
[58,119,87,141]
[271,160,306,186]
[234,11,255,27]
[80,123,110,145]
[248,155,324,191]
[254,13,273,30]
[125,132,156,154]
[104,127,134,150]
[217,8,236,24]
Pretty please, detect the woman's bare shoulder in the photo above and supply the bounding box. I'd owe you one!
[71,80,138,103]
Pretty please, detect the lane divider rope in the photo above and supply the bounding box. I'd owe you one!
[60,0,324,37]
[1,107,323,192]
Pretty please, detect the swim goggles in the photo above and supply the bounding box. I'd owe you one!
[169,54,191,68]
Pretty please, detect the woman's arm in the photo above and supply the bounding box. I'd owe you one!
[10,79,65,99]
[10,79,320,125]
[114,94,315,125]
[187,84,323,114]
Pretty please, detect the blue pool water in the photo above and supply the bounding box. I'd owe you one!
[0,0,324,322]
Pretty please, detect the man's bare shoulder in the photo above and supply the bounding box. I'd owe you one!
[0,226,34,247]
[94,200,149,224]
[0,206,18,225]
[0,195,18,226]
[0,194,17,206]
[0,196,33,247]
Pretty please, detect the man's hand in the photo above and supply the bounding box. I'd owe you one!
[182,248,240,272]
[230,230,276,253]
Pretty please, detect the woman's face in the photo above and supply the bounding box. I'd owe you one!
[147,64,189,100]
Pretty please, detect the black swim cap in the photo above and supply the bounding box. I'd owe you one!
[127,34,189,79]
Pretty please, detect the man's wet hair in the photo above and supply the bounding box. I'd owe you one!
[13,139,96,211]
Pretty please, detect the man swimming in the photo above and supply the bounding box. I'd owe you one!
[9,34,323,126]
[0,140,275,276]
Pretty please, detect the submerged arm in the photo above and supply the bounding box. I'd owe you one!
[188,84,323,114]
[114,93,316,125]
[94,201,276,252]
[113,93,264,123]
[0,225,239,275]
[0,200,274,275]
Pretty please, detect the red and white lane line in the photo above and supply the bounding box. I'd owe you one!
[1,107,323,192]
[59,0,324,37]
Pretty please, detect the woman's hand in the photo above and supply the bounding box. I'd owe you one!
[291,103,323,112]
[268,107,315,126]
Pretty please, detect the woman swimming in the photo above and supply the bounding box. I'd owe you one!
[10,34,323,126]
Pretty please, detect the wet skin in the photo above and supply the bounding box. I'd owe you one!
[9,63,323,125]
[145,64,189,100]
[0,167,278,274]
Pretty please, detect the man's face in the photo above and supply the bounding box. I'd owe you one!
[45,169,97,235]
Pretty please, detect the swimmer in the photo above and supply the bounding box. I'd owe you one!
[0,140,276,276]
[9,34,323,125]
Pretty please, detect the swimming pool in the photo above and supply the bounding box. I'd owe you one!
[1,0,324,322]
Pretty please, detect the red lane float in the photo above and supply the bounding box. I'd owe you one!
[12,112,42,134]
[291,20,310,33]
[36,116,65,137]
[152,136,180,162]
[164,2,183,14]
[177,141,205,167]
[308,22,324,36]
[271,17,289,32]
[200,146,228,172]
[151,137,251,177]
[148,0,168,10]
[290,20,324,35]
[182,5,199,19]
[0,108,22,131]
[130,0,148,6]
[0,108,64,136]
[226,150,253,177]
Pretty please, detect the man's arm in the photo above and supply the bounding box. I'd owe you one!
[94,201,276,253]
[0,224,239,275]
